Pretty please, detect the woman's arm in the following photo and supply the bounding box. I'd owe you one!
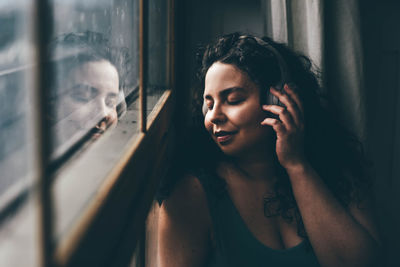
[286,163,380,267]
[262,84,381,267]
[158,175,212,267]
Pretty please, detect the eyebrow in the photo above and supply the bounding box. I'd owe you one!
[204,87,245,100]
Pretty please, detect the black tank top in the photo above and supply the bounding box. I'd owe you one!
[195,168,321,267]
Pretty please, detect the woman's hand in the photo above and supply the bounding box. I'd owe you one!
[261,84,307,170]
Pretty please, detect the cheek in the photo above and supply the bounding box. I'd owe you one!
[57,98,83,122]
[68,101,101,128]
[227,106,264,127]
[204,116,212,132]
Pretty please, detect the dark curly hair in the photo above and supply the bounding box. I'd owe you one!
[191,32,373,239]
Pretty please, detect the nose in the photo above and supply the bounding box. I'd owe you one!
[208,103,226,125]
[94,97,115,126]
[98,99,111,118]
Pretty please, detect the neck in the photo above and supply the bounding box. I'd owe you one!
[238,157,277,180]
[223,147,280,183]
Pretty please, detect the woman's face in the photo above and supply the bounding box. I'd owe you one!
[55,59,119,145]
[203,62,274,157]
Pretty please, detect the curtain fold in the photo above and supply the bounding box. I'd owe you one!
[263,0,366,142]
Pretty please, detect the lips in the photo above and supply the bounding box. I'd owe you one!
[214,131,236,144]
[89,119,109,138]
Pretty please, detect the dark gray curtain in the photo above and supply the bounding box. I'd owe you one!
[262,1,400,266]
[262,0,366,142]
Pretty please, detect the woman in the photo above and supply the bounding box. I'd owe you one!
[49,31,128,158]
[158,33,380,267]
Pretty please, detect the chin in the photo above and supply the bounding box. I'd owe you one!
[218,139,271,159]
[218,143,251,157]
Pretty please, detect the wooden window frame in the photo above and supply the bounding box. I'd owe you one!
[30,0,176,266]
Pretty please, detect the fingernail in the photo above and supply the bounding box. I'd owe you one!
[261,118,274,125]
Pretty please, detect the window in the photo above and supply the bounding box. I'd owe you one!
[0,0,175,266]
[0,0,37,264]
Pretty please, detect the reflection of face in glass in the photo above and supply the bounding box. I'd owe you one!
[54,59,119,149]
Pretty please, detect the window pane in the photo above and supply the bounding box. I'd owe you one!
[51,0,140,239]
[50,0,139,160]
[0,0,38,266]
[147,0,169,113]
[0,0,34,200]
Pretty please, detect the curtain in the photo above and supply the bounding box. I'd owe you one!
[263,2,400,265]
[262,0,366,142]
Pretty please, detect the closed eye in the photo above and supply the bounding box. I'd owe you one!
[69,84,98,103]
[227,99,243,105]
[226,91,246,105]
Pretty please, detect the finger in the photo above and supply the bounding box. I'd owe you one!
[262,105,294,131]
[270,87,303,126]
[283,84,304,118]
[261,117,286,134]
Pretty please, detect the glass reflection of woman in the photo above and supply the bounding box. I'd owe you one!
[158,33,381,267]
[50,32,127,156]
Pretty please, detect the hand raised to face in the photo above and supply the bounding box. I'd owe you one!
[261,84,307,169]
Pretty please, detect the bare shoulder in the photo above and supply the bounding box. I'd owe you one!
[158,174,212,267]
[160,173,211,224]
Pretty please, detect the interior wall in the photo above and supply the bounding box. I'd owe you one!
[361,1,400,266]
[178,0,263,125]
